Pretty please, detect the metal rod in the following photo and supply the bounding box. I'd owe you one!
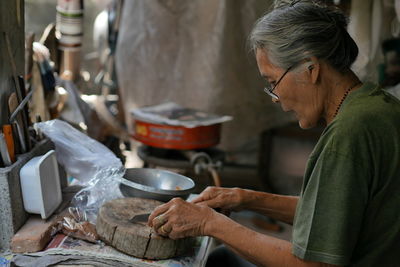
[9,88,34,123]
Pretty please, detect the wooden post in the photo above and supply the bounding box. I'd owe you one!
[0,0,25,126]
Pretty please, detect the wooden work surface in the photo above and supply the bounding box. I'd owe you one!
[96,197,193,260]
[5,194,214,266]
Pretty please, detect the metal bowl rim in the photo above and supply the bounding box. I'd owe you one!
[120,168,195,195]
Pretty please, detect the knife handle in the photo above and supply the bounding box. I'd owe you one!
[2,124,15,163]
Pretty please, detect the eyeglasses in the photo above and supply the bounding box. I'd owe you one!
[263,65,293,100]
[290,0,302,7]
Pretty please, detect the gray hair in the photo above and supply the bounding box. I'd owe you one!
[249,1,358,72]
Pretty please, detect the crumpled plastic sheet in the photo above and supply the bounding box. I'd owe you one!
[12,254,134,267]
[36,119,125,222]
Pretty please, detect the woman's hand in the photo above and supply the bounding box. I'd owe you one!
[190,186,246,212]
[148,197,218,239]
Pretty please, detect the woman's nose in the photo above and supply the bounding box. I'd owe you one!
[272,97,279,103]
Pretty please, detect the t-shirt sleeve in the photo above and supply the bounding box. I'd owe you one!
[292,142,370,266]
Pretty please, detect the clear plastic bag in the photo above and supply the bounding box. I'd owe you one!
[52,207,100,243]
[35,119,125,222]
[35,119,123,184]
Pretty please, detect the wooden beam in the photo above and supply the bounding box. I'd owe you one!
[0,0,25,126]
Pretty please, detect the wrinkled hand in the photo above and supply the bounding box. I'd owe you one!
[148,198,217,240]
[190,186,244,212]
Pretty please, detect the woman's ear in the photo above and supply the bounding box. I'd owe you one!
[307,56,320,84]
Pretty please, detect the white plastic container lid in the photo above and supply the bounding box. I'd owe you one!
[20,150,62,219]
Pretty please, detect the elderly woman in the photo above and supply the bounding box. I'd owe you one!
[148,1,400,266]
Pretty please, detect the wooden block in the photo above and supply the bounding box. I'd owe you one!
[11,215,57,253]
[96,198,194,260]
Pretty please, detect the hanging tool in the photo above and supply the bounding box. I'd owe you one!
[4,32,32,151]
[4,33,24,108]
[8,93,21,152]
[16,0,21,27]
[8,92,27,153]
[2,125,15,163]
[25,32,35,84]
[33,42,55,94]
[18,76,32,125]
[9,89,34,128]
[13,121,26,153]
[8,85,34,153]
[0,153,3,167]
[0,132,12,166]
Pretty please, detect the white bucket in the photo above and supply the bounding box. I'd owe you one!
[20,150,62,219]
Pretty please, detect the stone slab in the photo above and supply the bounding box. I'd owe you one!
[10,215,56,253]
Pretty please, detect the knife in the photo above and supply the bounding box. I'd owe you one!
[2,125,15,163]
[129,213,150,224]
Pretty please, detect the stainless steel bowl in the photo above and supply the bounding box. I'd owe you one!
[119,168,195,202]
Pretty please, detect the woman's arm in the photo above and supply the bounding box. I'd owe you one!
[149,198,339,267]
[207,213,339,267]
[192,187,299,225]
[239,189,299,225]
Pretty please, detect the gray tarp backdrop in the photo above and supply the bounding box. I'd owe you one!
[116,0,293,164]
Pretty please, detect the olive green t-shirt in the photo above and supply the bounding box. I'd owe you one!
[292,83,400,266]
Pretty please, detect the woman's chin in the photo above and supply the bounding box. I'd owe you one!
[298,118,315,130]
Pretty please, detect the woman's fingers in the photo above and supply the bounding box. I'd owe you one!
[190,186,218,204]
[148,203,170,227]
[149,198,217,239]
[190,195,205,204]
[196,199,220,209]
[150,198,185,233]
[151,213,169,230]
[155,222,173,237]
[191,186,241,211]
